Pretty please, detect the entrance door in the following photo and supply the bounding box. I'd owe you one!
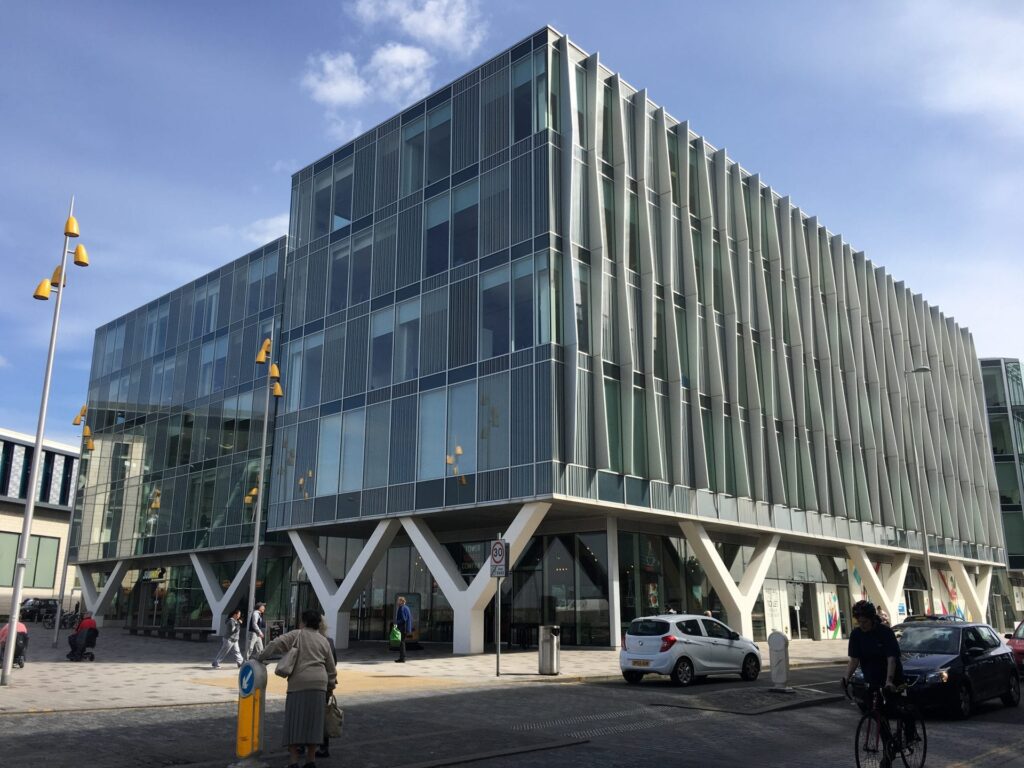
[787,583,812,640]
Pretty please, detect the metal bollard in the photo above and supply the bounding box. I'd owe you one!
[538,625,561,675]
[767,630,794,693]
[230,659,269,767]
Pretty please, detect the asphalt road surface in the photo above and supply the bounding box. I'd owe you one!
[1,667,1022,768]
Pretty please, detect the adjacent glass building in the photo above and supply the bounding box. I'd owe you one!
[71,27,1011,649]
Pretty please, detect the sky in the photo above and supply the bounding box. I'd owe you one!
[1,0,1022,448]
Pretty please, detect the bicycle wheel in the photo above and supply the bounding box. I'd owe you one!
[898,717,927,768]
[855,713,889,768]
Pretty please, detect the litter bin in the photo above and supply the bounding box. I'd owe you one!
[538,625,560,675]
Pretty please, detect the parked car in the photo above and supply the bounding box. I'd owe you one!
[1006,621,1024,675]
[619,614,761,686]
[850,621,1019,718]
[19,598,59,622]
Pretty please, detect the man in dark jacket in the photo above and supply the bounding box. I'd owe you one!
[394,596,413,663]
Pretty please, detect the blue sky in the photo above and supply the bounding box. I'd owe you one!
[2,1,1022,447]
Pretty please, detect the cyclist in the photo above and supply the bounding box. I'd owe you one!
[842,599,901,697]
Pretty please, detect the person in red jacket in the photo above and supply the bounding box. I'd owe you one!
[68,612,98,657]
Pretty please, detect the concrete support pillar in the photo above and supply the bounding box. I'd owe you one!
[679,521,779,639]
[948,561,993,623]
[401,502,550,654]
[78,560,130,627]
[190,550,253,633]
[607,516,621,647]
[845,547,909,622]
[288,519,401,648]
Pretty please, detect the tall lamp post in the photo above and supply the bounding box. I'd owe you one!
[51,404,91,646]
[246,337,282,650]
[2,198,90,685]
[907,364,936,615]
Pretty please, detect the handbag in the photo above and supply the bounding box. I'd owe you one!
[324,694,344,738]
[274,633,300,678]
[389,623,402,648]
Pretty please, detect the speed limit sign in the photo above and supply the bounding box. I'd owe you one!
[489,539,509,577]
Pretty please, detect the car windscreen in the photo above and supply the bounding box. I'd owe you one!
[896,625,960,654]
[629,619,670,637]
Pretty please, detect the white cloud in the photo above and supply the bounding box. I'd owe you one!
[352,0,486,54]
[0,354,8,369]
[243,214,289,245]
[301,51,369,107]
[327,116,365,144]
[366,43,434,104]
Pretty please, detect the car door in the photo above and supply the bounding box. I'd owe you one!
[979,626,1012,697]
[961,627,993,699]
[676,618,713,673]
[700,618,743,671]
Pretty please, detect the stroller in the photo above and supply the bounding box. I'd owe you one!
[1,632,28,669]
[67,627,98,662]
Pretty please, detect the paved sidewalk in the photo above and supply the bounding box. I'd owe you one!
[0,627,847,714]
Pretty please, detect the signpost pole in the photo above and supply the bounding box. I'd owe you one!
[490,532,507,678]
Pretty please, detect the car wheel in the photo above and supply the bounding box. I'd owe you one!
[953,682,973,719]
[741,653,761,681]
[1002,673,1021,707]
[670,657,695,686]
[622,670,644,685]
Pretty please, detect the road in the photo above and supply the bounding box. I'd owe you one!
[1,667,1022,767]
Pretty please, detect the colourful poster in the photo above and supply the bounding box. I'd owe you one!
[821,589,841,639]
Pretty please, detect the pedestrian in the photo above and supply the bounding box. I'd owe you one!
[73,601,80,615]
[212,608,244,668]
[67,611,97,659]
[393,596,412,663]
[247,602,266,659]
[259,609,337,768]
[0,619,28,664]
[316,619,338,759]
[703,610,713,618]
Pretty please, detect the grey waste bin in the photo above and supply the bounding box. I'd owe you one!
[538,625,561,675]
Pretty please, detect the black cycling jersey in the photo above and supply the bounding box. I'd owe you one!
[848,623,901,687]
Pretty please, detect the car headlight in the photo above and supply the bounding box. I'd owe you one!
[925,669,949,684]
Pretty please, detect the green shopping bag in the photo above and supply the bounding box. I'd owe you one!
[389,624,402,649]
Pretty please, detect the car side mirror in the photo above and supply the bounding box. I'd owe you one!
[730,631,739,640]
[965,646,985,657]
[1006,634,1013,640]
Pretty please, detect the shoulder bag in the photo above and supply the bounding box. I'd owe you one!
[274,632,301,678]
[325,694,344,737]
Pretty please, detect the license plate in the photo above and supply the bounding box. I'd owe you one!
[632,659,650,667]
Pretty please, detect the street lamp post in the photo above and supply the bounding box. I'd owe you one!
[2,198,90,685]
[246,338,282,651]
[907,364,936,615]
[51,404,90,647]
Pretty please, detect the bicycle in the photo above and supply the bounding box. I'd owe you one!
[43,611,80,630]
[843,679,927,768]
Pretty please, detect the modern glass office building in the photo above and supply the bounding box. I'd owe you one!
[71,27,1010,650]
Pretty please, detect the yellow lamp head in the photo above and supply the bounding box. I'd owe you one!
[73,244,89,267]
[243,495,253,505]
[255,338,272,364]
[64,215,80,238]
[85,437,95,451]
[72,413,82,426]
[272,381,283,398]
[82,425,92,438]
[269,363,281,380]
[50,265,66,288]
[249,487,258,497]
[73,405,87,426]
[33,279,52,301]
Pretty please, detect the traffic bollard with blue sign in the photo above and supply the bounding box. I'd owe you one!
[236,660,268,761]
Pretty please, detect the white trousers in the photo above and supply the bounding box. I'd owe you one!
[214,638,243,666]
[246,633,264,659]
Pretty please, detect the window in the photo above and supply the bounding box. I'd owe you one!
[284,340,304,413]
[0,532,58,589]
[315,413,342,496]
[536,253,551,344]
[701,619,732,639]
[601,176,616,258]
[327,241,350,314]
[350,231,372,304]
[995,462,1021,505]
[339,409,365,493]
[400,117,425,196]
[447,382,477,476]
[424,193,450,277]
[426,103,451,185]
[394,298,420,383]
[451,181,479,267]
[605,378,622,472]
[627,192,639,272]
[512,258,534,350]
[198,340,215,397]
[333,158,353,230]
[246,258,263,316]
[312,170,332,239]
[576,263,591,354]
[369,309,394,389]
[478,373,509,470]
[678,619,701,636]
[300,332,324,408]
[512,57,532,142]
[575,65,588,147]
[990,415,1014,456]
[418,389,446,480]
[480,266,510,358]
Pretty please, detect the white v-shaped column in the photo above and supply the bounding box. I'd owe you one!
[947,560,993,623]
[401,502,550,654]
[288,519,401,647]
[680,521,779,639]
[190,550,254,633]
[846,546,910,622]
[78,560,130,627]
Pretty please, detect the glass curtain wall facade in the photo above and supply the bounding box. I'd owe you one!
[72,27,1006,645]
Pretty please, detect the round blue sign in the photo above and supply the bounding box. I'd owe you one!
[239,662,256,697]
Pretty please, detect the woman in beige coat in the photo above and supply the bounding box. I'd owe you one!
[259,609,337,768]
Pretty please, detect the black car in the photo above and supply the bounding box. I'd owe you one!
[851,621,1020,718]
[19,598,59,622]
[900,614,966,624]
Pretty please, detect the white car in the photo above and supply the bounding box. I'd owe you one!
[619,613,762,686]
